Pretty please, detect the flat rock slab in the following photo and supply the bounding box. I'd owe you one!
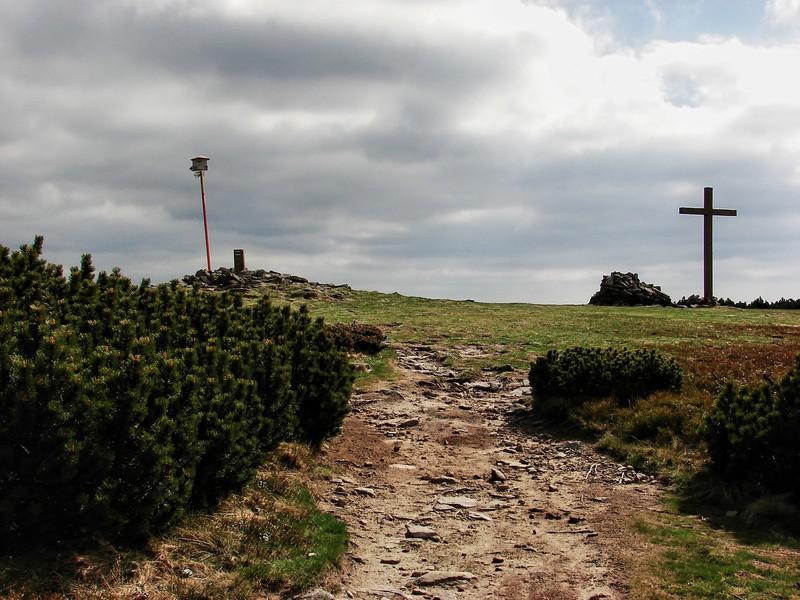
[427,475,459,484]
[389,463,418,471]
[437,495,478,509]
[467,511,492,521]
[405,524,439,540]
[414,571,477,586]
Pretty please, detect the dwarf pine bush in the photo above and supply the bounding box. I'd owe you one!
[0,237,353,545]
[707,356,800,494]
[529,346,683,418]
[326,322,386,355]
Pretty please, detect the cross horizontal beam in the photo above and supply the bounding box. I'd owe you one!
[679,207,737,217]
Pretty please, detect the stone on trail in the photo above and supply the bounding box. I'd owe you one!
[405,524,439,540]
[413,571,477,586]
[427,475,459,484]
[437,495,478,509]
[389,463,417,471]
[354,487,376,497]
[467,511,492,521]
[489,468,507,482]
[398,418,420,428]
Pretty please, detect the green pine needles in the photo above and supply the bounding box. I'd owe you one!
[707,355,800,495]
[529,346,683,418]
[0,237,353,546]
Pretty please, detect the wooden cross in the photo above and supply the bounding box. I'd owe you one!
[679,187,737,301]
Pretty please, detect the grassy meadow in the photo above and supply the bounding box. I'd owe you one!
[273,286,800,599]
[281,288,800,474]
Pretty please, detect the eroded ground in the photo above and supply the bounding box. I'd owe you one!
[315,346,665,600]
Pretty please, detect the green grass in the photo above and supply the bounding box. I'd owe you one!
[352,347,398,388]
[632,515,800,599]
[241,501,347,590]
[286,290,800,372]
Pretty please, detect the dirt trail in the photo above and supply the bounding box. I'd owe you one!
[315,345,664,600]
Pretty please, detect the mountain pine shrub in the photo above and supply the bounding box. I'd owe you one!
[0,237,353,545]
[326,322,386,355]
[706,356,800,494]
[529,346,683,418]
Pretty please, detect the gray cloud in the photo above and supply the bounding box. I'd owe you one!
[1,0,799,303]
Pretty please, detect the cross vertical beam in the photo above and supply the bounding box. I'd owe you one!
[679,187,737,301]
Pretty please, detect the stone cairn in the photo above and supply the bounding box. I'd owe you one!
[589,272,672,307]
[181,268,351,300]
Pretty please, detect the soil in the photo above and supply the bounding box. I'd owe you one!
[314,345,665,600]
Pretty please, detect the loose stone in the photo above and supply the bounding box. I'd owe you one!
[437,495,478,509]
[414,571,477,586]
[405,524,439,540]
[489,468,507,482]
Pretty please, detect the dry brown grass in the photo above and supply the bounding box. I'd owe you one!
[0,443,345,600]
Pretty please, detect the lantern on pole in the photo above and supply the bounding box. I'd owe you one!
[189,156,212,272]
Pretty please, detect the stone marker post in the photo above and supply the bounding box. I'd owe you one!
[233,249,246,274]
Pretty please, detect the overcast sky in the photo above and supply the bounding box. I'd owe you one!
[2,0,800,303]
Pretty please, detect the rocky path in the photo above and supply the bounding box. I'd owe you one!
[314,345,664,600]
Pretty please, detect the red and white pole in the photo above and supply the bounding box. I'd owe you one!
[199,170,212,272]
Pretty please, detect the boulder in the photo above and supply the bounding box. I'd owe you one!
[589,272,671,307]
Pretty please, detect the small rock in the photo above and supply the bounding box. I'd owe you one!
[489,468,507,483]
[467,512,492,522]
[437,496,478,509]
[180,568,193,578]
[390,463,418,471]
[434,504,457,512]
[427,475,458,485]
[354,487,376,497]
[492,556,505,564]
[398,418,420,428]
[414,571,477,586]
[406,524,439,540]
[381,557,402,565]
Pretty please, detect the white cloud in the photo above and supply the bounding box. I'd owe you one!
[766,0,800,25]
[644,0,663,27]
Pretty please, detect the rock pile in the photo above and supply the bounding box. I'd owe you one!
[181,268,351,300]
[589,272,671,307]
